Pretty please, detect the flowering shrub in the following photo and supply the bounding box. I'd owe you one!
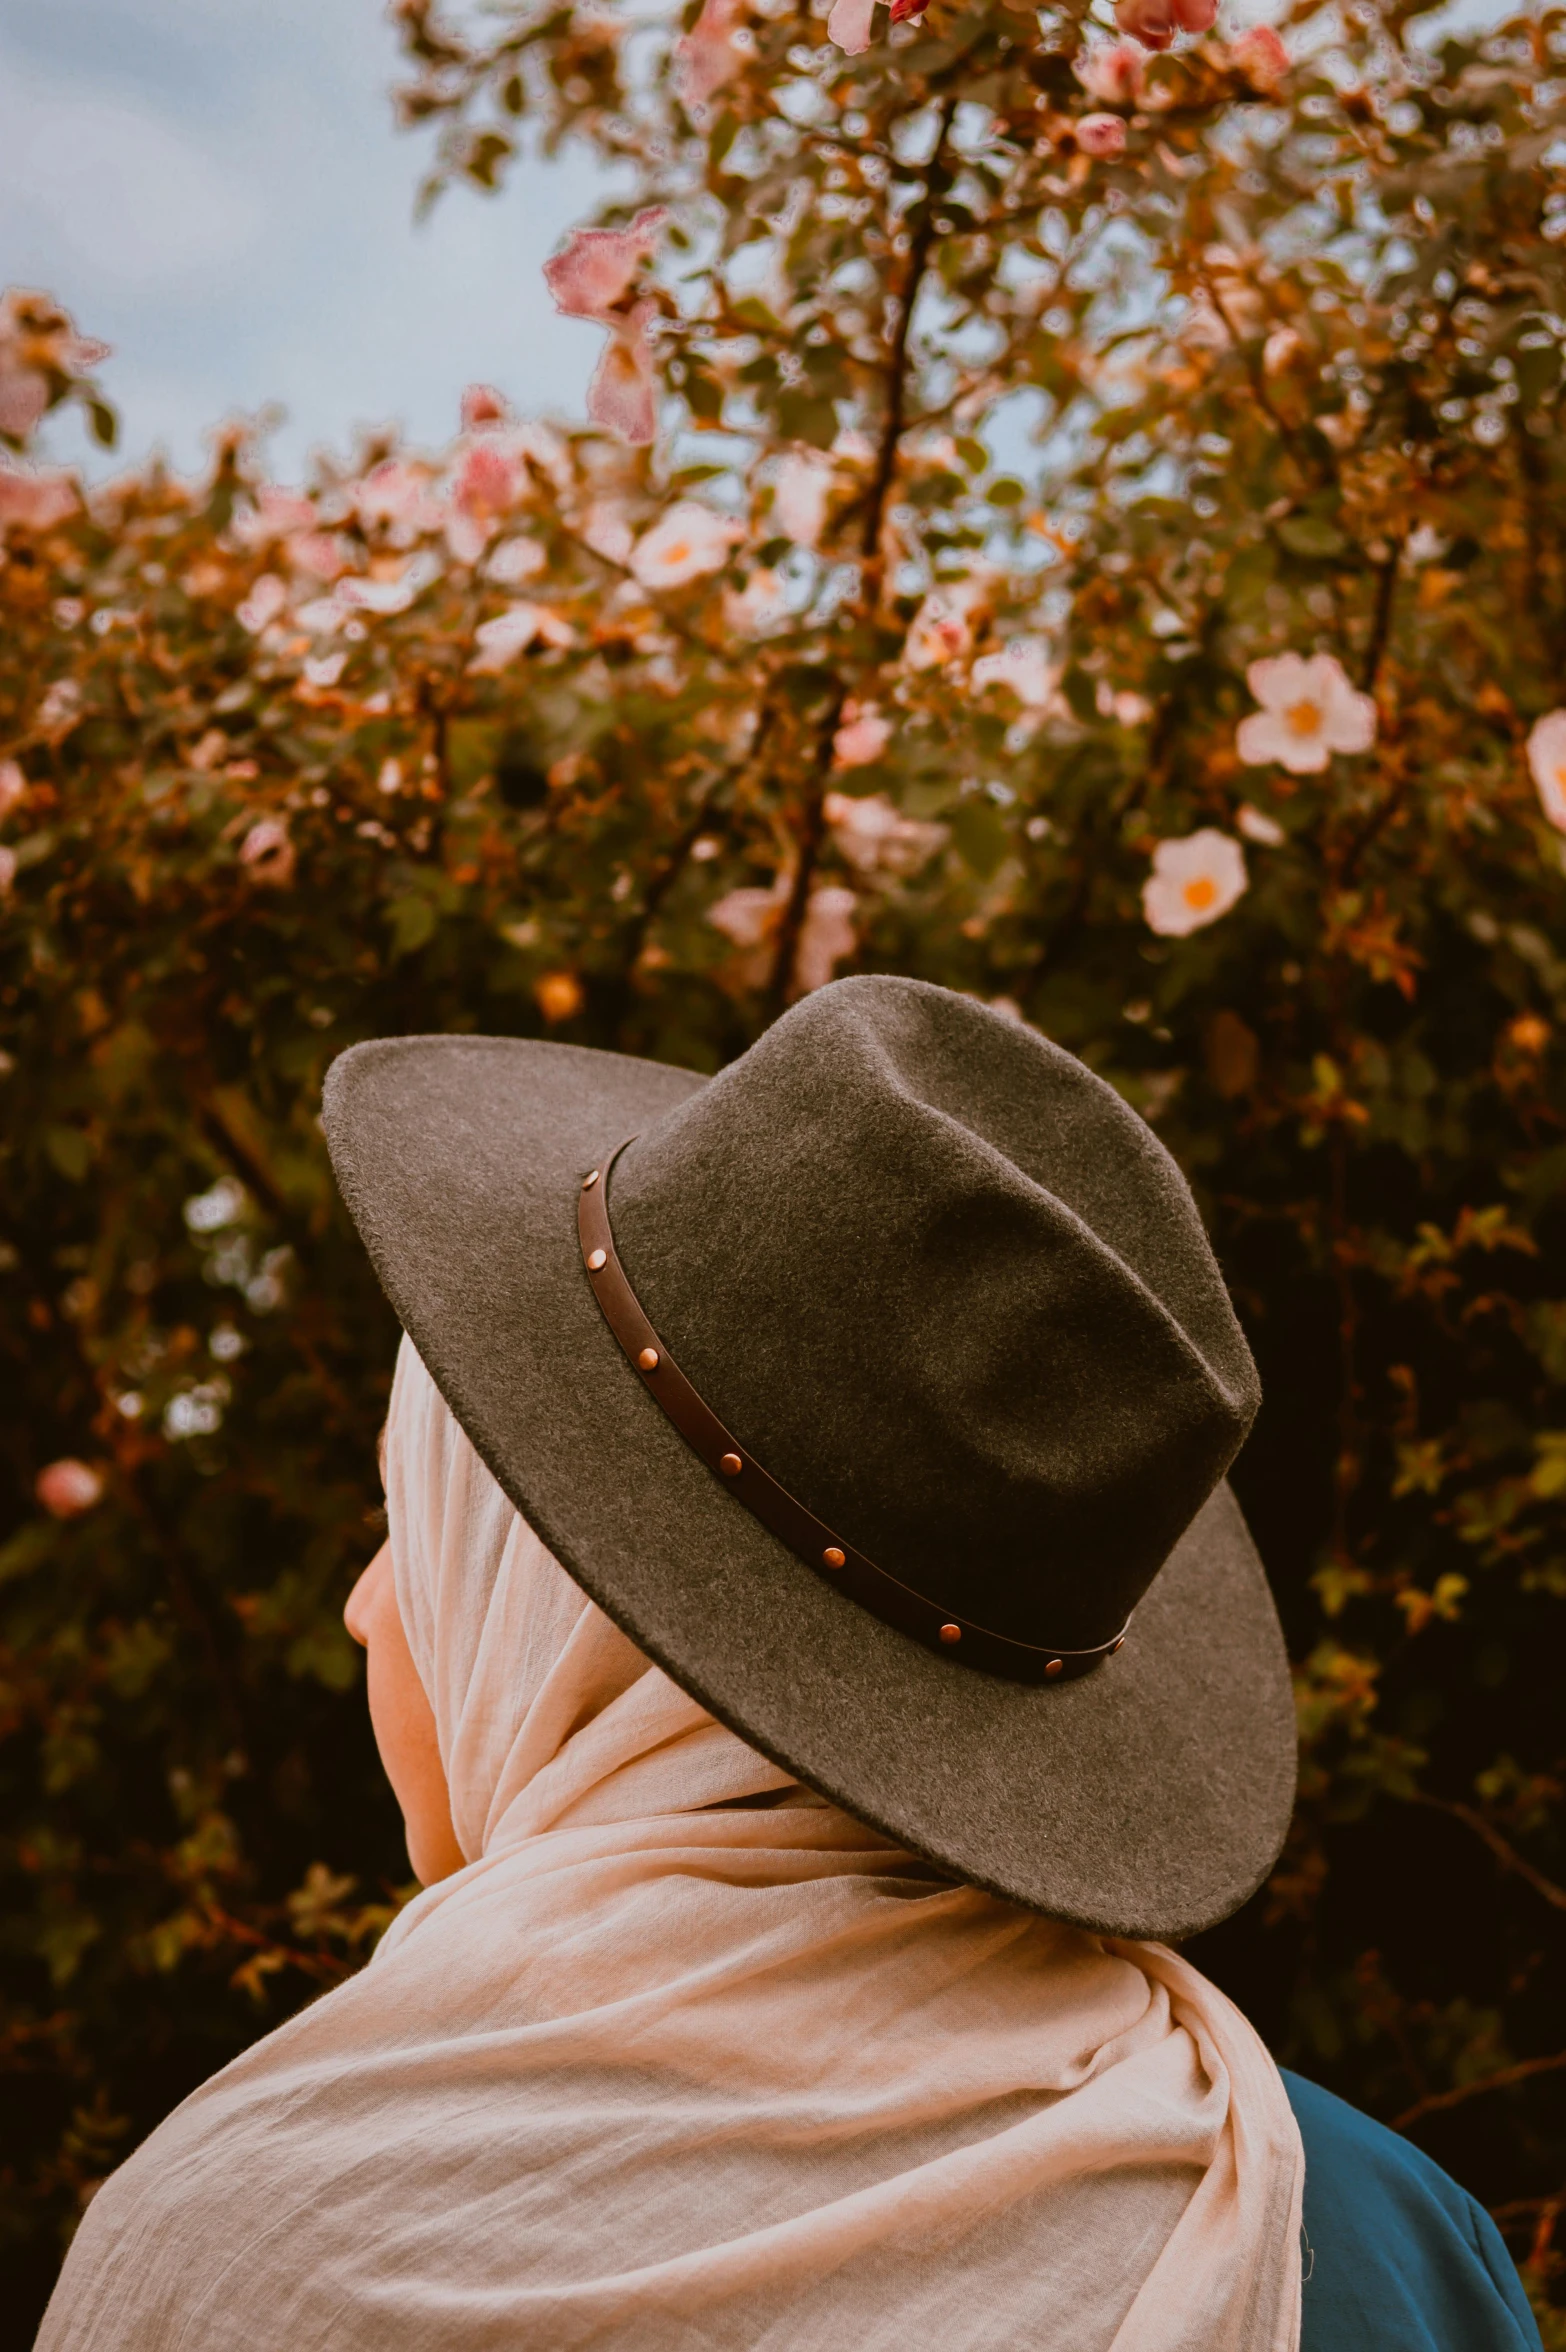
[4,0,1566,2327]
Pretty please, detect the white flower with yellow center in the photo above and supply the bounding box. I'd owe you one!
[629,500,741,590]
[1237,651,1376,775]
[1142,830,1248,938]
[1526,710,1566,834]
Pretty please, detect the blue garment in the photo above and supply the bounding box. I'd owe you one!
[1283,2070,1542,2352]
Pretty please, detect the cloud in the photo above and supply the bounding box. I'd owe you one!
[0,44,263,292]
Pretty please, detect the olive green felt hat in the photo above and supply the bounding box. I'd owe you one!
[323,975,1295,1939]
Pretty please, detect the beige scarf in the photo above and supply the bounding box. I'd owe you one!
[41,1336,1303,2351]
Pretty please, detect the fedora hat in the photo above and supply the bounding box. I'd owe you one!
[323,975,1295,1939]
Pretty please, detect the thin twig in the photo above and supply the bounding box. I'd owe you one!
[1407,1791,1566,1915]
[1393,2049,1566,2132]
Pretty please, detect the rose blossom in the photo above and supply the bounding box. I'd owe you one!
[468,604,576,673]
[239,818,296,888]
[824,791,946,877]
[971,637,1059,711]
[0,460,78,532]
[903,587,975,672]
[1075,41,1147,104]
[1526,710,1566,833]
[629,500,741,590]
[0,757,26,817]
[1115,0,1215,50]
[1237,651,1377,775]
[707,874,858,996]
[544,210,668,447]
[1142,830,1248,937]
[36,1458,104,1518]
[461,383,509,431]
[1231,24,1289,86]
[832,704,893,769]
[773,450,835,549]
[1077,114,1128,158]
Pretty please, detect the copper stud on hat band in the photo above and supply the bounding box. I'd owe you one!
[822,1546,845,1570]
[1045,1657,1064,1678]
[720,1452,743,1477]
[939,1622,962,1645]
[587,1247,608,1271]
[582,1169,600,1189]
[638,1347,660,1372]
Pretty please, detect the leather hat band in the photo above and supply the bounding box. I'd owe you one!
[578,1140,1129,1686]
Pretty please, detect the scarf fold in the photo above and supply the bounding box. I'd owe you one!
[40,1334,1302,2352]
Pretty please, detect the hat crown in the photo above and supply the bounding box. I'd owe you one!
[609,976,1259,1650]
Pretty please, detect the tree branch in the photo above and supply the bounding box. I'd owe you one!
[1392,2048,1566,2133]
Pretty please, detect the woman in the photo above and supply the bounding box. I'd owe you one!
[40,978,1538,2350]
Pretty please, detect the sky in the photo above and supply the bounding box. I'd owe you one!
[0,0,613,482]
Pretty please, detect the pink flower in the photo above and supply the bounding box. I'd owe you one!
[773,450,835,548]
[230,487,318,550]
[235,573,287,635]
[827,0,877,53]
[36,1458,104,1518]
[707,874,857,996]
[825,790,945,875]
[545,207,667,321]
[675,0,748,119]
[0,460,78,532]
[288,531,348,582]
[1237,652,1376,774]
[794,886,857,994]
[356,459,440,538]
[1115,0,1215,49]
[486,535,547,586]
[468,603,576,672]
[445,438,525,563]
[1231,24,1289,86]
[582,503,635,566]
[1142,830,1247,937]
[725,567,788,634]
[971,636,1059,711]
[239,818,296,888]
[629,499,741,589]
[1526,711,1566,834]
[1077,113,1128,157]
[461,383,510,430]
[903,587,975,671]
[832,703,892,768]
[588,301,660,447]
[0,757,26,818]
[0,290,109,444]
[1075,41,1147,103]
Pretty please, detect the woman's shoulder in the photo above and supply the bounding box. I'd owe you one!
[1280,2068,1542,2352]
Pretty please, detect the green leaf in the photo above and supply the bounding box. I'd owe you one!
[1276,513,1348,559]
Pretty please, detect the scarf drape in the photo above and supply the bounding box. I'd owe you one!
[40,1335,1303,2351]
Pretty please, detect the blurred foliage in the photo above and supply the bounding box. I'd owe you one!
[4,0,1566,2330]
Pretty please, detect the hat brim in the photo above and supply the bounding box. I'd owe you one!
[324,1033,1297,1942]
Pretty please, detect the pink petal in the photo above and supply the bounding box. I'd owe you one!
[1172,0,1218,29]
[0,366,49,440]
[0,461,78,531]
[544,207,668,322]
[1231,24,1288,83]
[461,382,509,430]
[827,0,876,53]
[1114,0,1177,49]
[676,0,746,116]
[1077,113,1128,156]
[587,306,659,447]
